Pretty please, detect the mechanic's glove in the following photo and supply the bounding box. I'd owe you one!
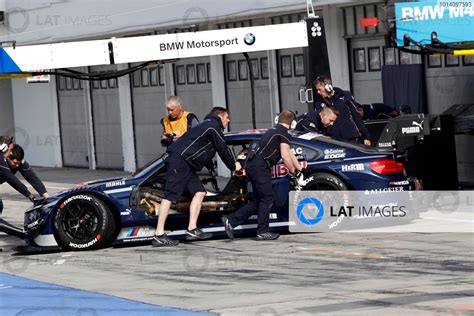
[300,167,309,176]
[289,170,306,188]
[28,193,46,206]
[294,169,302,178]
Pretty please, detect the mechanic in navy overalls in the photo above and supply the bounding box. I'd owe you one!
[0,141,49,217]
[295,106,339,134]
[153,107,242,247]
[222,111,303,241]
[0,140,49,245]
[313,75,371,145]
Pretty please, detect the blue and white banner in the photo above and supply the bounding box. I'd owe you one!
[0,22,308,73]
[395,0,474,46]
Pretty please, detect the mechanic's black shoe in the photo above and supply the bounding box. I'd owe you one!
[221,216,234,240]
[152,234,179,247]
[186,228,212,241]
[255,232,280,241]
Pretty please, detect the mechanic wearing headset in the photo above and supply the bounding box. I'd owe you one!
[153,107,242,247]
[222,110,303,241]
[295,106,339,134]
[160,95,199,147]
[313,75,371,146]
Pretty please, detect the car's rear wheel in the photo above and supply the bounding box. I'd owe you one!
[54,194,116,251]
[304,172,348,190]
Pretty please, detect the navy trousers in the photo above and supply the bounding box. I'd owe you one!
[228,155,274,235]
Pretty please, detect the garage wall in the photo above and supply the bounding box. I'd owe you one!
[349,36,387,104]
[90,65,123,169]
[174,57,214,123]
[225,51,271,131]
[0,79,14,136]
[56,74,90,167]
[425,58,474,115]
[277,47,307,116]
[131,63,167,168]
[11,79,62,167]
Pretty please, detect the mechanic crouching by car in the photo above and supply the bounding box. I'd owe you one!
[313,75,371,146]
[0,139,50,246]
[153,107,242,247]
[222,111,303,241]
[160,95,199,147]
[295,106,339,134]
[0,140,50,217]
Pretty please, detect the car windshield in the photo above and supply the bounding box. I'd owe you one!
[132,153,167,178]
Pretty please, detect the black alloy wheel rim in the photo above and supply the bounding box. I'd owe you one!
[60,200,100,241]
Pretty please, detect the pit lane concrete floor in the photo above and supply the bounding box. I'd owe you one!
[1,167,473,315]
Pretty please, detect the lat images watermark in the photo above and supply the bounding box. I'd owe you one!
[1,253,114,275]
[182,6,210,26]
[289,191,473,233]
[6,6,112,34]
[3,126,111,151]
[179,249,286,272]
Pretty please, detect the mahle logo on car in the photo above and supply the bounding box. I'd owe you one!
[106,180,126,188]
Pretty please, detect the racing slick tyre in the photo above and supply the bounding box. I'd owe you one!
[304,172,348,191]
[54,194,116,251]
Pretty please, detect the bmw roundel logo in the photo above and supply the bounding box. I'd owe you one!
[244,33,256,45]
[296,197,324,226]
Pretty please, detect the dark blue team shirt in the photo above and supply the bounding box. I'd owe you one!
[257,124,291,166]
[0,158,46,197]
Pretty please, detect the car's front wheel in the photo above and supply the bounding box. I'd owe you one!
[54,194,116,251]
[304,172,348,190]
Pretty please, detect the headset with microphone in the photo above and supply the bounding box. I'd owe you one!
[0,136,13,153]
[274,111,297,130]
[315,76,334,94]
[290,111,297,130]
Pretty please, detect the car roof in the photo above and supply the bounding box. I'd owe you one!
[225,129,381,154]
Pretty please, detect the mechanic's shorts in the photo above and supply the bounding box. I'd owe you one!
[164,153,206,202]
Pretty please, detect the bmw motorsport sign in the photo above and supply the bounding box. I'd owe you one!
[0,22,308,73]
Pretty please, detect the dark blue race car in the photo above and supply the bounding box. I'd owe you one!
[23,130,409,251]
